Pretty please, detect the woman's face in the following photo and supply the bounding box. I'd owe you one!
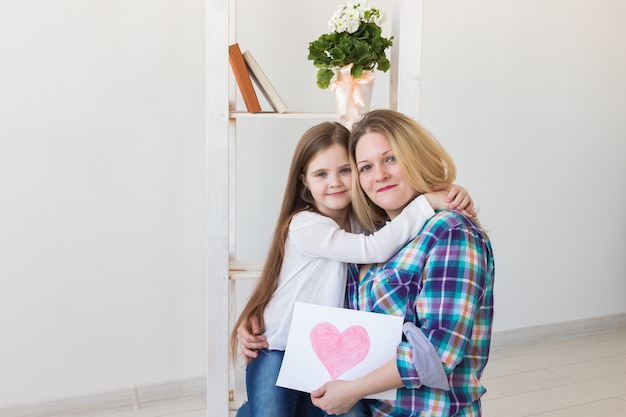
[355,131,415,219]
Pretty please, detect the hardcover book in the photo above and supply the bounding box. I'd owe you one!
[243,50,288,113]
[228,43,261,113]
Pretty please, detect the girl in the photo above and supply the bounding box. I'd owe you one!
[232,121,475,417]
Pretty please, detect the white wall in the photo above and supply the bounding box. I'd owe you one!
[419,0,626,330]
[233,0,626,332]
[0,0,206,407]
[1,0,625,409]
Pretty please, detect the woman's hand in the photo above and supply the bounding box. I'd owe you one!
[312,359,403,413]
[427,184,476,217]
[237,318,268,363]
[311,380,362,415]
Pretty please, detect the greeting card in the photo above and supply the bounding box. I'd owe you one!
[276,302,403,400]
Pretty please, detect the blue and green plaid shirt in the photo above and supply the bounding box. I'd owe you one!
[347,211,495,417]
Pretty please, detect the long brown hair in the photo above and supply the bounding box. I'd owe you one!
[349,109,457,233]
[230,122,351,362]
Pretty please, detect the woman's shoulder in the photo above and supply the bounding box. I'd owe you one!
[431,209,467,224]
[426,210,482,236]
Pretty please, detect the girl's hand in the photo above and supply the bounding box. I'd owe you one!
[237,318,268,363]
[427,184,476,217]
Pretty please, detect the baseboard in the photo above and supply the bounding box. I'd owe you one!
[491,313,626,349]
[0,377,206,417]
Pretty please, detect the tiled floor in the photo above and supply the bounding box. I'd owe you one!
[92,326,626,417]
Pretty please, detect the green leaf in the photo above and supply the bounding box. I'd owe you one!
[352,65,364,79]
[316,69,335,89]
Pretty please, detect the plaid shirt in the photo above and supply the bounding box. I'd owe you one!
[347,211,495,417]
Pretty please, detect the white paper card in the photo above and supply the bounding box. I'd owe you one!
[276,302,403,400]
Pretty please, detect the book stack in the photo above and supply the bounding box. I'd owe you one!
[228,43,287,114]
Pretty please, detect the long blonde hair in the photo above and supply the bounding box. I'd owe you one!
[349,109,457,233]
[230,122,351,361]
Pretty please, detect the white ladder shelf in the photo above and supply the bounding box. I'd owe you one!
[206,1,424,415]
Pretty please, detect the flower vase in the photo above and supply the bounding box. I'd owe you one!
[331,64,375,123]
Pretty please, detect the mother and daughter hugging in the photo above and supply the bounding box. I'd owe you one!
[230,109,495,417]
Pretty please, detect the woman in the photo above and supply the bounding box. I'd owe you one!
[310,110,495,417]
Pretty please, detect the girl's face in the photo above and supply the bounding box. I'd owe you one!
[300,144,352,220]
[355,131,415,220]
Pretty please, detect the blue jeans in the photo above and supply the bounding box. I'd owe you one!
[236,349,322,417]
[236,349,369,417]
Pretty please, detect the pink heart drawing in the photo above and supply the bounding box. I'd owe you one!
[310,322,370,380]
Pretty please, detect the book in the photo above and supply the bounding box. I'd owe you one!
[243,50,288,114]
[228,43,261,113]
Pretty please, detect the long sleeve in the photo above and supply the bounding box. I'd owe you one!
[290,195,435,264]
[395,216,493,390]
[415,225,491,372]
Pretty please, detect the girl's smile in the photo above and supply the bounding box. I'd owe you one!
[300,144,353,224]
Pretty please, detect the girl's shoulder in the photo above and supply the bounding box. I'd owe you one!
[290,209,335,227]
